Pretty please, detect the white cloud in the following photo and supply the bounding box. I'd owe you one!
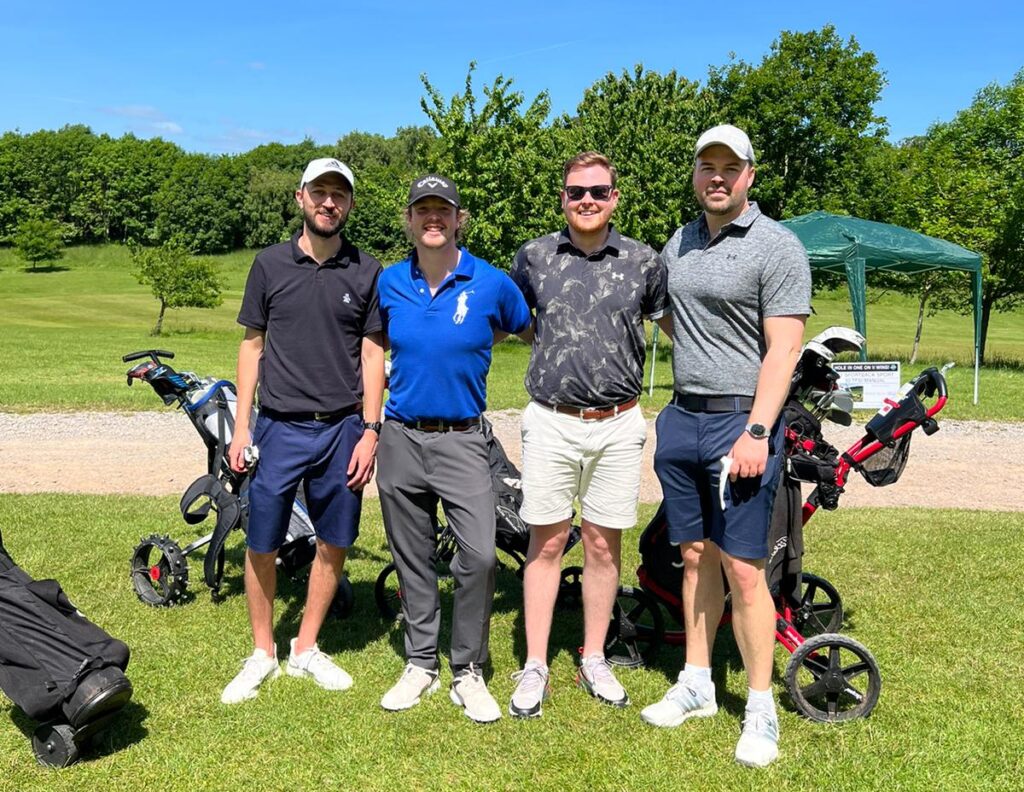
[150,121,184,135]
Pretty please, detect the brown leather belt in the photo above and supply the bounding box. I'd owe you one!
[536,397,639,421]
[403,417,482,433]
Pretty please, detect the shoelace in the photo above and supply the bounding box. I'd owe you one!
[401,663,430,682]
[303,648,333,673]
[583,656,617,687]
[238,654,272,679]
[742,710,779,740]
[511,665,547,697]
[456,664,485,689]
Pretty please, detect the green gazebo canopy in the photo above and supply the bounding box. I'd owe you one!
[781,211,983,402]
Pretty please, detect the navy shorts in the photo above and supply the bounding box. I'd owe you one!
[653,405,784,560]
[246,412,364,553]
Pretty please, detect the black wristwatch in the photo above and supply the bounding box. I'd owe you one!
[745,422,769,440]
[364,421,382,435]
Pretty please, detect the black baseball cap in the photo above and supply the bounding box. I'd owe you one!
[407,174,460,208]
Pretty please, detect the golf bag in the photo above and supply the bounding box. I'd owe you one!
[0,528,133,767]
[124,351,347,614]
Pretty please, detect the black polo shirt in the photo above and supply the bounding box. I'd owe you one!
[237,233,382,413]
[511,226,668,407]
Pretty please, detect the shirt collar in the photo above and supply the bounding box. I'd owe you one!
[697,202,762,243]
[555,225,622,258]
[290,232,354,267]
[408,247,476,282]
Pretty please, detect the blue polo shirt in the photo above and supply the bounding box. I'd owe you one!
[379,248,531,422]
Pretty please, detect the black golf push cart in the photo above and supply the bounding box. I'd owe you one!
[604,327,950,723]
[122,350,353,618]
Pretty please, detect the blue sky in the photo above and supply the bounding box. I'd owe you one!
[2,1,1021,154]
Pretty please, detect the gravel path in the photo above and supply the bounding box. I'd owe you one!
[1,410,1020,511]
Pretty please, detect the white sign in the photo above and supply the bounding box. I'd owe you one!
[832,362,902,409]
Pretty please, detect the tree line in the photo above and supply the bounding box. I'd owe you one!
[1,26,1021,360]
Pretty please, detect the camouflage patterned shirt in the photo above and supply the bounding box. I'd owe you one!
[511,227,668,407]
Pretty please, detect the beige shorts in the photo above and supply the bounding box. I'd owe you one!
[519,400,648,530]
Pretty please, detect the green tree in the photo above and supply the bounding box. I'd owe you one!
[420,64,562,268]
[0,125,99,243]
[706,25,888,219]
[564,65,712,247]
[345,166,409,263]
[154,154,245,253]
[900,69,1024,363]
[238,139,325,173]
[13,218,64,270]
[131,242,223,335]
[241,168,302,248]
[71,134,183,243]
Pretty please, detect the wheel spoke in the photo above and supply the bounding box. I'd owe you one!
[842,661,871,679]
[802,676,830,699]
[625,602,646,622]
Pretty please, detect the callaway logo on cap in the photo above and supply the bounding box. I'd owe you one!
[407,173,460,208]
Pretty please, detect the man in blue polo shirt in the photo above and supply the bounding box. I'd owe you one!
[376,174,530,723]
[221,158,385,705]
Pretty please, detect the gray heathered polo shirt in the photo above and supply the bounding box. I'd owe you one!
[511,227,668,407]
[662,202,811,397]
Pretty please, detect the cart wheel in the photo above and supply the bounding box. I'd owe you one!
[329,574,354,620]
[556,565,583,609]
[374,563,403,622]
[793,573,844,636]
[32,723,79,768]
[605,586,664,668]
[784,633,881,722]
[130,535,188,606]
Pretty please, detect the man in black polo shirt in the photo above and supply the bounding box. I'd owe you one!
[220,158,385,705]
[508,152,669,718]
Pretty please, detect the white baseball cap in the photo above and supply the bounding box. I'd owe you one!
[694,124,756,164]
[299,158,355,191]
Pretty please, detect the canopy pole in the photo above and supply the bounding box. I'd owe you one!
[845,257,868,360]
[973,269,982,405]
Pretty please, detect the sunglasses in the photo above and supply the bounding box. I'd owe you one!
[564,184,613,202]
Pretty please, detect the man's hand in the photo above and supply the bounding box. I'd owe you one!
[228,429,253,473]
[347,431,378,490]
[727,432,769,481]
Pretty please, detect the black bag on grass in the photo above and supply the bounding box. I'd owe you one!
[0,528,132,745]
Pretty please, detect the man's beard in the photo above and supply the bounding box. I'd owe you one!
[305,207,346,238]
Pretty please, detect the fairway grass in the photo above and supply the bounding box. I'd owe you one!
[0,245,1022,420]
[0,495,1021,790]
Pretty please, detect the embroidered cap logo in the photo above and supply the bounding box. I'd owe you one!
[418,176,449,190]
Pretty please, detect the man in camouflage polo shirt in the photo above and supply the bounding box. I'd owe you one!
[508,152,669,718]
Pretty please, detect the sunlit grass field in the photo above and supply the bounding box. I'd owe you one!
[0,244,1021,419]
[0,496,1021,790]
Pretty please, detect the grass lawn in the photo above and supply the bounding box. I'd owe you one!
[1,495,1021,790]
[0,245,1022,420]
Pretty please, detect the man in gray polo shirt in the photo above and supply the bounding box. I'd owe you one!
[639,125,811,768]
[509,151,669,718]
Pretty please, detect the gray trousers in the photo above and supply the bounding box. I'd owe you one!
[376,421,496,669]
